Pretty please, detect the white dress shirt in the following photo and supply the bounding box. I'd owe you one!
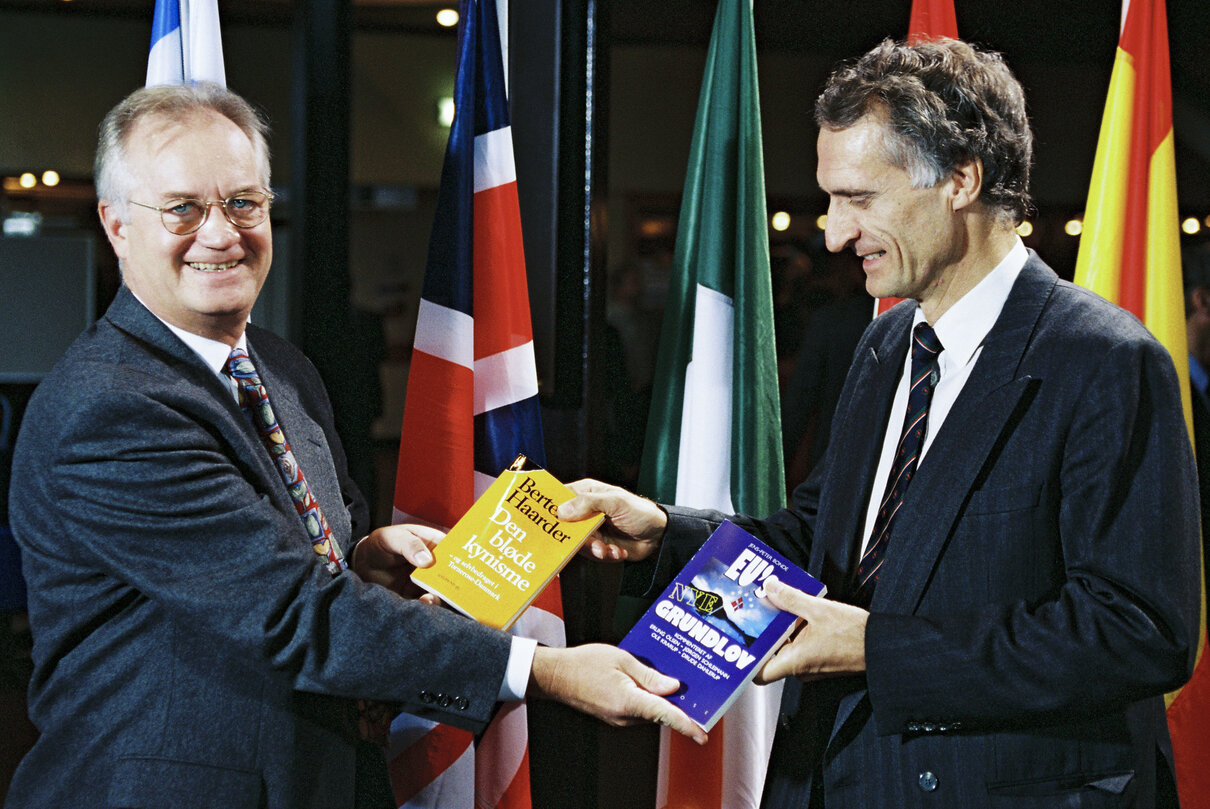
[858,239,1028,557]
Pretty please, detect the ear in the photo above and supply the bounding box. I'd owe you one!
[1193,286,1210,316]
[97,200,130,262]
[948,158,984,212]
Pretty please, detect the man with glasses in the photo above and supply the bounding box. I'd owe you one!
[4,83,703,809]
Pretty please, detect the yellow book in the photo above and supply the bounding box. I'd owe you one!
[410,457,604,630]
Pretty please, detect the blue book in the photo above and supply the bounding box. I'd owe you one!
[619,520,826,730]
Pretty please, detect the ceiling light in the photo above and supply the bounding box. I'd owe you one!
[437,97,455,128]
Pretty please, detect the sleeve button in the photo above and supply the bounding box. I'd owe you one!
[918,771,939,792]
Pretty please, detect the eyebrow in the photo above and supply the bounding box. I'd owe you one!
[824,187,877,201]
[154,185,262,200]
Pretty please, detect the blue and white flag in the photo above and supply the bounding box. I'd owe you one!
[146,0,226,87]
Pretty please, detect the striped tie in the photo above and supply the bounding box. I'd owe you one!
[225,347,347,576]
[854,322,943,606]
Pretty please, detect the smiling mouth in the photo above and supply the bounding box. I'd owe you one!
[188,260,239,272]
[859,250,887,263]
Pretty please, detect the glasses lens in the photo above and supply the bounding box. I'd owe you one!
[225,193,270,228]
[161,199,205,235]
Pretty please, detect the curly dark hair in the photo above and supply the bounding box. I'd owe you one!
[816,38,1034,224]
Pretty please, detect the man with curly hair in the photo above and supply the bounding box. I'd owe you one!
[566,38,1199,808]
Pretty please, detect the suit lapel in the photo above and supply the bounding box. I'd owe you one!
[868,256,1058,615]
[104,286,280,478]
[105,286,240,406]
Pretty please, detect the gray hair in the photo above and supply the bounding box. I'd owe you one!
[95,82,271,218]
[816,38,1034,225]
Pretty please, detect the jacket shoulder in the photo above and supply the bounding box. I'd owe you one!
[1040,279,1165,352]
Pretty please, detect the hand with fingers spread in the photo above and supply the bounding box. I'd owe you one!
[755,576,868,684]
[528,644,708,745]
[557,479,668,562]
[350,524,445,603]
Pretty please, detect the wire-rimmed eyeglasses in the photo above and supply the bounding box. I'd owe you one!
[128,190,274,235]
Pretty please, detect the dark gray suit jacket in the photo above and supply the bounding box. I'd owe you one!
[634,254,1201,808]
[6,287,512,809]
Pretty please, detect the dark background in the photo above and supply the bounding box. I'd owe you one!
[3,0,1210,805]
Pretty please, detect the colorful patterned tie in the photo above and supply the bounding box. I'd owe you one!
[225,347,348,576]
[226,347,397,745]
[854,322,943,606]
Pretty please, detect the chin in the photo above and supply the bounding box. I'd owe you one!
[865,278,899,300]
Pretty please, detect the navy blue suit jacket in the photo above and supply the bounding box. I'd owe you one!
[634,254,1201,808]
[6,287,512,808]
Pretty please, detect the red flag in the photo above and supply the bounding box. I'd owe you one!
[906,0,958,43]
[872,0,960,317]
[1073,2,1210,805]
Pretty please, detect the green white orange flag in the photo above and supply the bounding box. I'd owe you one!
[874,0,960,316]
[636,0,785,806]
[1073,1,1210,805]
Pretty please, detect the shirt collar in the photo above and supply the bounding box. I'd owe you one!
[163,322,248,375]
[128,288,247,374]
[913,237,1028,369]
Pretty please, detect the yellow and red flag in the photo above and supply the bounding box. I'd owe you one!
[1073,1,1210,805]
[874,0,960,316]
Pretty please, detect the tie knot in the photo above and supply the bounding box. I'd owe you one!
[912,322,943,360]
[226,346,258,382]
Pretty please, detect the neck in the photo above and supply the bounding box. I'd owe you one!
[918,222,1018,323]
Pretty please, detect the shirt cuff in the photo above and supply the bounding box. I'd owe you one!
[498,636,538,701]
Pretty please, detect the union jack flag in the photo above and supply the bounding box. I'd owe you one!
[387,1,558,807]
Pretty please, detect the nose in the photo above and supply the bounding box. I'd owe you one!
[823,201,857,253]
[193,200,240,246]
